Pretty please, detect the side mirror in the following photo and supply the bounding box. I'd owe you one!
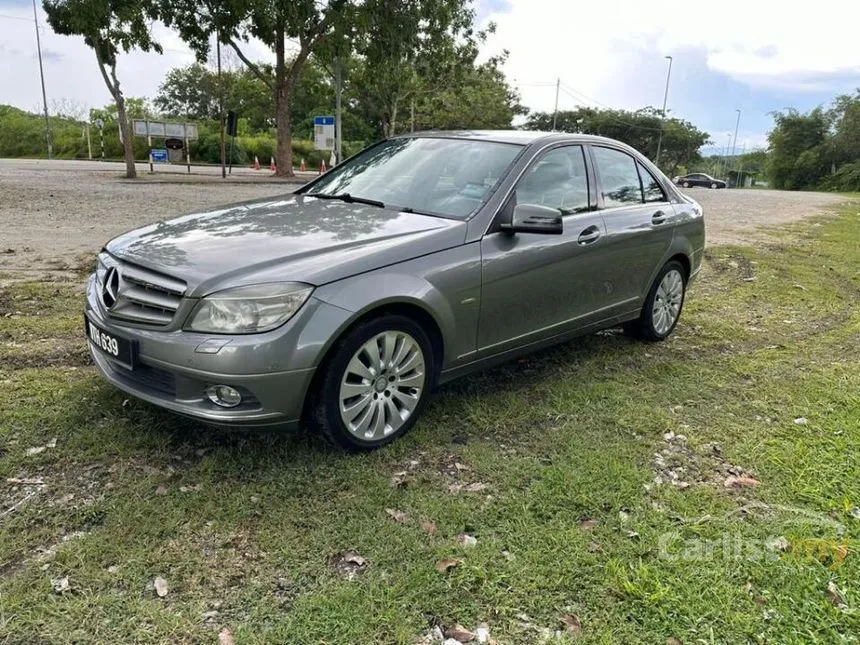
[501,203,563,235]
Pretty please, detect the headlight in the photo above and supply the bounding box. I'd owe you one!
[185,283,313,334]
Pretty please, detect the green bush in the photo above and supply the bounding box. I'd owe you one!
[823,161,860,192]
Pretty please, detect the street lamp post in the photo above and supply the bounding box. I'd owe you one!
[654,55,673,167]
[730,110,741,187]
[731,109,741,159]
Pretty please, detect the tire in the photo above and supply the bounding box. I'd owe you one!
[624,260,687,341]
[309,314,436,451]
[682,181,691,188]
[710,182,718,189]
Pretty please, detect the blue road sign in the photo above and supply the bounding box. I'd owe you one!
[150,148,169,163]
[314,116,335,126]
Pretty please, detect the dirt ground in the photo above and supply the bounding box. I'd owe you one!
[0,158,847,279]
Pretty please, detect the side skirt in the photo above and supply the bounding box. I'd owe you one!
[437,309,641,385]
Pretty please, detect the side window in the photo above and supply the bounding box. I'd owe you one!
[514,146,589,214]
[592,147,643,207]
[638,162,666,203]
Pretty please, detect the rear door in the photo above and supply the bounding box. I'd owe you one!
[477,145,611,356]
[588,145,675,310]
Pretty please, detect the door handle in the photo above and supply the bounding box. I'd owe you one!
[578,226,601,245]
[651,210,667,225]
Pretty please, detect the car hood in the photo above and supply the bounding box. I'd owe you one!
[106,195,466,296]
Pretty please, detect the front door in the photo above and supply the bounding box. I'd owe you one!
[477,145,613,356]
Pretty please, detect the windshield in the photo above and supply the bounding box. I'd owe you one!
[304,137,523,219]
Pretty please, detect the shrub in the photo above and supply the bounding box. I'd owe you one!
[823,161,860,192]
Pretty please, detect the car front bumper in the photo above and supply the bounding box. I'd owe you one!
[84,274,351,429]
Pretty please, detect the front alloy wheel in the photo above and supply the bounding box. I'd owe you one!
[311,314,434,450]
[338,331,425,441]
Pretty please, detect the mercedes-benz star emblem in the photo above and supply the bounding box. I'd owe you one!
[102,267,120,309]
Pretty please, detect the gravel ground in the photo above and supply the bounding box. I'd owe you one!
[0,159,847,279]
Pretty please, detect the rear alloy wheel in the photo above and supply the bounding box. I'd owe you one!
[624,260,687,341]
[311,315,434,450]
[710,182,718,189]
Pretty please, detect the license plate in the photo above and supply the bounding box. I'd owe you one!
[85,317,137,367]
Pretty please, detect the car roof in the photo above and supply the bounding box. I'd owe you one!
[398,129,630,147]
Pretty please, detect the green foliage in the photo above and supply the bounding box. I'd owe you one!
[767,108,829,190]
[0,105,82,158]
[823,160,860,191]
[345,4,517,138]
[43,0,161,65]
[524,106,710,175]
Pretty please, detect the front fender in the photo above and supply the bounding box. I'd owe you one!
[311,244,482,368]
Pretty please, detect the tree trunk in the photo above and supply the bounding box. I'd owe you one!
[94,47,136,178]
[115,94,136,179]
[272,23,294,177]
[275,84,293,176]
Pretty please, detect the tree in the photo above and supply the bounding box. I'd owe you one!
[827,89,860,167]
[524,107,710,176]
[155,60,334,135]
[409,53,527,132]
[160,0,355,176]
[43,0,162,178]
[348,0,484,138]
[767,108,829,190]
[160,0,481,175]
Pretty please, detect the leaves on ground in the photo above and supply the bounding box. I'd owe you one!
[435,558,463,573]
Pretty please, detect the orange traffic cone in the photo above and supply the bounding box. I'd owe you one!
[300,158,306,172]
[319,160,327,174]
[270,156,276,172]
[253,156,260,170]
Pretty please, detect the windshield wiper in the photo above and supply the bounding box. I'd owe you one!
[307,192,385,208]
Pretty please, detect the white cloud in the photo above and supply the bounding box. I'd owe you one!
[481,0,860,112]
[1,0,858,146]
[0,6,277,115]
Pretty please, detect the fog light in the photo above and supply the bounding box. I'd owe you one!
[205,384,242,408]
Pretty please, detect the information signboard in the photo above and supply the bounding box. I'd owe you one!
[314,115,335,150]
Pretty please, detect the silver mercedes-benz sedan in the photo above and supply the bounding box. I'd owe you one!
[85,131,705,449]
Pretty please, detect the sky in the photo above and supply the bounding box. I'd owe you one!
[2,0,859,154]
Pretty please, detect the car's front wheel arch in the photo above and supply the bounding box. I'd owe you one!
[304,307,441,449]
[301,302,444,428]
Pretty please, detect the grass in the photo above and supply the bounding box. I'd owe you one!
[1,204,859,644]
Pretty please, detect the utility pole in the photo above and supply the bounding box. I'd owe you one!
[551,78,560,130]
[217,35,226,178]
[32,0,52,159]
[655,55,673,167]
[410,96,415,133]
[85,124,92,159]
[334,57,343,164]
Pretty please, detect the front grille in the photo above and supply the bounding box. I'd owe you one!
[102,259,186,327]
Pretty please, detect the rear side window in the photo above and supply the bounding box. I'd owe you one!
[592,146,643,207]
[638,162,666,202]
